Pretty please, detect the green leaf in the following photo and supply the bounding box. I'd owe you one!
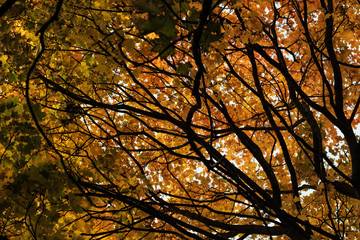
[200,22,223,51]
[151,39,175,59]
[140,17,178,40]
[176,63,192,75]
[6,71,18,83]
[30,102,46,120]
[159,18,178,39]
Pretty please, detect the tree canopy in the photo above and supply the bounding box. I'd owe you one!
[1,0,360,239]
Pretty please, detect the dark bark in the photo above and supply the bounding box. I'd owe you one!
[0,0,17,18]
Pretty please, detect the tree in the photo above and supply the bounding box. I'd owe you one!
[1,1,100,239]
[2,0,360,239]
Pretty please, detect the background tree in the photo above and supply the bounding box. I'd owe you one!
[1,1,96,239]
[2,0,360,239]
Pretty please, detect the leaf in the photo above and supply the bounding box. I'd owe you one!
[30,102,46,121]
[140,16,177,40]
[176,62,192,75]
[200,22,223,51]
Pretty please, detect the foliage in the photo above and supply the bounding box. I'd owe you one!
[1,0,360,239]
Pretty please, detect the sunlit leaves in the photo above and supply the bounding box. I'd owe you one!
[2,0,360,239]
